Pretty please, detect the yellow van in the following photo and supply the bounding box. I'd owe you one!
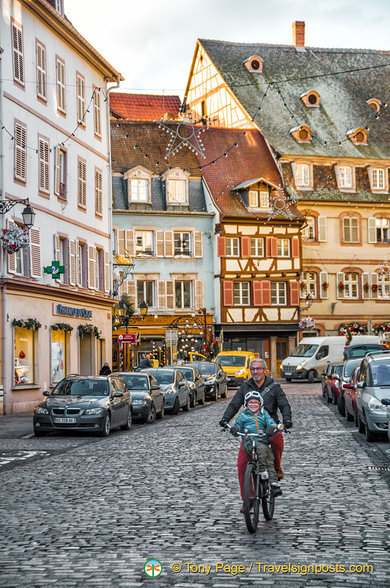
[215,351,258,387]
[188,352,208,362]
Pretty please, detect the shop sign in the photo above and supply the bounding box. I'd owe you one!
[55,304,92,319]
[118,333,137,344]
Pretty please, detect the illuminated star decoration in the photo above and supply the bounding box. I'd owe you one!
[378,256,390,277]
[267,186,297,221]
[155,110,208,159]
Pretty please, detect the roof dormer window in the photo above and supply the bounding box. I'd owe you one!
[124,165,152,203]
[367,98,381,113]
[290,125,311,143]
[163,167,189,206]
[347,128,368,145]
[301,90,320,107]
[244,56,263,73]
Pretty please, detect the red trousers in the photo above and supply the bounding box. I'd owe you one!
[237,432,284,500]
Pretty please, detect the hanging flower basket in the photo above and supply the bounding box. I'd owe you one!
[78,323,101,339]
[12,318,41,330]
[1,226,29,253]
[299,316,316,330]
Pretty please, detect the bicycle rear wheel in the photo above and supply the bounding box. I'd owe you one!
[261,481,275,520]
[243,463,260,533]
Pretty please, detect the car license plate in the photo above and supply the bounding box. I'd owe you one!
[53,417,76,424]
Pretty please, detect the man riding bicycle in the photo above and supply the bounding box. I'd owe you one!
[220,358,292,500]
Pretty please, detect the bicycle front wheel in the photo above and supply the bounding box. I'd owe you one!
[243,463,260,533]
[261,481,275,520]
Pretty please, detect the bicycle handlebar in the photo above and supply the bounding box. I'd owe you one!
[224,422,284,438]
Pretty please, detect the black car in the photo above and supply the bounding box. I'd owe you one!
[343,344,387,360]
[113,372,164,423]
[184,361,228,401]
[33,375,132,437]
[166,365,205,406]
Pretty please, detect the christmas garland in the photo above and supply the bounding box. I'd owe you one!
[12,318,41,330]
[339,322,367,337]
[51,322,74,333]
[78,323,101,339]
[373,322,390,334]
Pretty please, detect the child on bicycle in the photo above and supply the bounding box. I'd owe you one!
[230,390,282,508]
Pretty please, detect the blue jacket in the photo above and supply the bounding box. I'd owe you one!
[234,407,277,448]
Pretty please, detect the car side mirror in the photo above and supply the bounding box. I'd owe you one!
[113,391,123,397]
[151,385,160,391]
[178,381,185,387]
[357,381,365,389]
[43,391,51,397]
[381,398,390,406]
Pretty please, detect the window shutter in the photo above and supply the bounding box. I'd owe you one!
[39,138,49,192]
[95,169,103,215]
[195,280,204,308]
[166,280,174,309]
[69,240,76,285]
[241,236,250,258]
[54,234,60,261]
[253,281,262,306]
[165,231,174,257]
[217,236,226,257]
[367,217,377,243]
[291,237,299,258]
[223,280,234,306]
[77,159,86,206]
[56,58,65,112]
[93,89,101,136]
[289,280,300,306]
[15,123,26,181]
[361,272,370,300]
[88,246,96,289]
[7,221,16,274]
[118,229,125,255]
[319,271,328,299]
[266,237,277,257]
[370,272,378,299]
[262,280,271,305]
[54,146,60,195]
[194,231,203,258]
[12,24,24,84]
[318,216,327,242]
[36,43,46,99]
[156,230,165,257]
[29,228,41,278]
[265,237,271,257]
[104,251,110,292]
[158,280,166,309]
[125,229,135,257]
[336,272,345,299]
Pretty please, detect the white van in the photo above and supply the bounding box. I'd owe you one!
[281,335,381,383]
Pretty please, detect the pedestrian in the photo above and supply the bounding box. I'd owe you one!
[99,362,111,375]
[138,354,152,369]
[219,358,292,497]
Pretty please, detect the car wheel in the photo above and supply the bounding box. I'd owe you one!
[172,397,180,415]
[190,392,196,408]
[121,409,132,430]
[364,418,377,442]
[337,394,345,417]
[212,386,218,401]
[332,389,337,405]
[221,386,228,399]
[100,414,111,437]
[286,378,292,383]
[157,404,165,419]
[358,414,365,434]
[346,407,354,422]
[145,405,156,424]
[307,370,315,383]
[183,395,191,412]
[198,392,205,405]
[354,408,359,427]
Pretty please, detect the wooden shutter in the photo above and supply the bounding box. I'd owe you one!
[68,240,75,285]
[266,237,277,258]
[36,42,46,99]
[368,217,377,243]
[241,236,251,258]
[104,251,110,292]
[370,272,378,299]
[253,281,262,306]
[118,229,125,255]
[56,58,65,112]
[93,89,101,136]
[166,280,174,309]
[15,123,26,181]
[39,138,49,192]
[336,272,345,299]
[30,228,41,278]
[7,221,16,274]
[217,236,226,257]
[165,231,174,257]
[156,230,165,257]
[194,231,203,258]
[291,237,299,258]
[12,24,24,84]
[289,280,300,306]
[95,169,103,215]
[158,280,166,309]
[318,216,327,242]
[362,272,370,300]
[88,246,96,289]
[54,234,60,261]
[77,159,86,206]
[262,280,271,305]
[319,271,328,299]
[223,280,234,306]
[126,279,136,305]
[195,280,204,308]
[125,230,135,257]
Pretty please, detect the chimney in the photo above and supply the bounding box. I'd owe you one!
[292,21,305,47]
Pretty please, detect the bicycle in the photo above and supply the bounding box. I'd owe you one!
[224,423,284,533]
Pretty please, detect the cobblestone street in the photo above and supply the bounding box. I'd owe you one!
[0,382,389,587]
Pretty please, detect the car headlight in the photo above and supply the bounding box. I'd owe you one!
[34,407,48,415]
[132,399,148,405]
[206,377,216,384]
[234,369,246,376]
[367,397,387,412]
[84,407,104,415]
[296,362,306,371]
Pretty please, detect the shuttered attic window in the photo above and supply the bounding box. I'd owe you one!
[290,125,311,143]
[347,128,368,145]
[244,55,263,73]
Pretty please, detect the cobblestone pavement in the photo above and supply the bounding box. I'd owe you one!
[0,383,389,587]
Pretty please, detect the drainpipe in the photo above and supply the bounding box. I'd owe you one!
[0,47,7,414]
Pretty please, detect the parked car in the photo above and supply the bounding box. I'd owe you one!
[323,363,343,404]
[380,398,390,443]
[185,361,228,400]
[343,343,387,360]
[113,372,164,423]
[142,368,191,414]
[344,365,361,425]
[355,352,390,441]
[33,375,132,437]
[215,351,257,387]
[336,358,362,417]
[166,365,205,407]
[321,363,334,400]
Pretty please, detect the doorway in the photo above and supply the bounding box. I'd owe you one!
[276,338,288,377]
[79,334,93,375]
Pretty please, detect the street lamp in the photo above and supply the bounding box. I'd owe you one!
[21,203,36,228]
[0,198,36,255]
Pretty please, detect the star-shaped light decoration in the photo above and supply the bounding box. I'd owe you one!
[267,186,297,221]
[155,106,209,159]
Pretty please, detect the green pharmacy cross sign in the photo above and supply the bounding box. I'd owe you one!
[44,260,65,278]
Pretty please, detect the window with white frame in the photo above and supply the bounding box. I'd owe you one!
[225,237,240,257]
[174,232,191,256]
[14,122,26,182]
[301,272,317,298]
[342,217,359,243]
[295,163,311,187]
[77,242,87,287]
[378,274,390,299]
[12,22,24,85]
[167,179,187,203]
[248,190,269,208]
[77,159,86,207]
[233,282,250,305]
[338,165,353,189]
[59,238,68,284]
[15,247,24,276]
[250,237,264,257]
[39,137,49,192]
[95,169,103,215]
[56,58,65,112]
[135,231,154,256]
[129,178,149,202]
[271,282,287,305]
[371,168,386,190]
[137,280,154,307]
[76,73,86,125]
[303,216,315,240]
[344,273,359,298]
[93,88,101,136]
[55,147,67,198]
[277,238,290,257]
[36,41,47,100]
[175,280,191,309]
[376,218,390,243]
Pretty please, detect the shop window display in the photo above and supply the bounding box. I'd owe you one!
[14,327,34,385]
[51,329,66,384]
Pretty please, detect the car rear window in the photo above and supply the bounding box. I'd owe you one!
[148,370,174,385]
[194,363,216,375]
[217,356,246,367]
[121,375,148,390]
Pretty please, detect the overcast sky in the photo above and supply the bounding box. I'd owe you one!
[65,0,390,99]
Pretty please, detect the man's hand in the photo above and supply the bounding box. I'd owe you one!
[219,419,228,429]
[230,425,239,436]
[284,420,292,429]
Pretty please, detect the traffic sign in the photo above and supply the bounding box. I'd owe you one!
[118,333,137,344]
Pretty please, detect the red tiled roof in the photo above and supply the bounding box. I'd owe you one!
[110,93,181,121]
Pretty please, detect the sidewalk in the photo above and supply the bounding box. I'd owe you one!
[0,411,33,438]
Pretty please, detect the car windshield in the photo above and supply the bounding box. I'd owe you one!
[194,363,216,375]
[175,368,194,381]
[120,375,148,390]
[370,362,390,386]
[343,360,362,378]
[148,370,174,385]
[217,356,246,367]
[291,344,318,357]
[52,379,109,396]
[333,365,343,377]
